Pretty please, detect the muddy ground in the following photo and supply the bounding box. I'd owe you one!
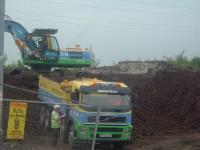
[1,132,200,150]
[1,69,200,149]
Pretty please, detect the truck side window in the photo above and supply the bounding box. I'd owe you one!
[71,90,79,104]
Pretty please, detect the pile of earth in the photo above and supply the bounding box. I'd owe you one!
[2,69,200,139]
[85,71,200,138]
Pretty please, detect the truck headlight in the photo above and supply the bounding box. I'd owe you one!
[124,128,131,138]
[125,132,130,138]
[124,127,130,133]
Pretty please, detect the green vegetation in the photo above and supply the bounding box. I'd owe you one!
[4,60,26,70]
[165,51,200,70]
[191,57,200,70]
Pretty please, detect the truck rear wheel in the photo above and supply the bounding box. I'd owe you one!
[68,126,77,149]
[63,114,70,143]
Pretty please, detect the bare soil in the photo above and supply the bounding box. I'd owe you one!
[2,68,200,150]
[2,132,200,150]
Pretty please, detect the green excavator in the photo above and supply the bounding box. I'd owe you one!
[4,15,94,72]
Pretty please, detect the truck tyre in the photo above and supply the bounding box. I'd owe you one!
[44,108,51,130]
[113,143,124,150]
[39,106,46,125]
[68,126,77,149]
[63,128,68,143]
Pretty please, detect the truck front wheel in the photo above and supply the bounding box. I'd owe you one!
[68,126,77,149]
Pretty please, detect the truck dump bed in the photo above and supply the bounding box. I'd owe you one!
[38,75,70,113]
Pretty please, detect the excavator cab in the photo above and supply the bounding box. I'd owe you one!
[29,29,60,61]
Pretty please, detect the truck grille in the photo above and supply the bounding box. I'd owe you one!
[88,116,126,123]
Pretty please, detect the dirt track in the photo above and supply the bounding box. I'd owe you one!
[2,132,200,150]
[2,69,200,149]
[128,132,200,150]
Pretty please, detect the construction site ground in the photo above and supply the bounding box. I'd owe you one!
[1,68,200,150]
[1,132,200,150]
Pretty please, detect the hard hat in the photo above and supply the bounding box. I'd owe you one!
[54,104,60,109]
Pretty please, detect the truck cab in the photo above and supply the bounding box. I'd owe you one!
[62,78,133,149]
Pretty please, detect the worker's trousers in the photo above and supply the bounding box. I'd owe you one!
[52,128,60,145]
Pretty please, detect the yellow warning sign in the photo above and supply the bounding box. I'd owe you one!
[7,102,27,139]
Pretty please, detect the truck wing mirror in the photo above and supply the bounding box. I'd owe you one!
[71,91,79,104]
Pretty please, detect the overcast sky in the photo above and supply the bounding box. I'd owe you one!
[4,0,200,65]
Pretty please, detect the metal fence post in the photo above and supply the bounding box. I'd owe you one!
[91,105,101,150]
[0,0,5,131]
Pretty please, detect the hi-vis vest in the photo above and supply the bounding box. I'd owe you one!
[51,111,60,128]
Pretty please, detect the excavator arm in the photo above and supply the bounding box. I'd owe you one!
[4,16,38,53]
[4,20,28,41]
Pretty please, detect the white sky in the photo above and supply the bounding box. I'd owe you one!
[4,0,200,65]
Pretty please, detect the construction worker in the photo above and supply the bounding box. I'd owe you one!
[51,104,64,146]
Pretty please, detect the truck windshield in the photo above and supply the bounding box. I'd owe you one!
[82,93,130,107]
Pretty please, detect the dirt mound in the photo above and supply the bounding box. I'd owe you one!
[2,69,200,139]
[84,71,200,137]
[134,71,200,137]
